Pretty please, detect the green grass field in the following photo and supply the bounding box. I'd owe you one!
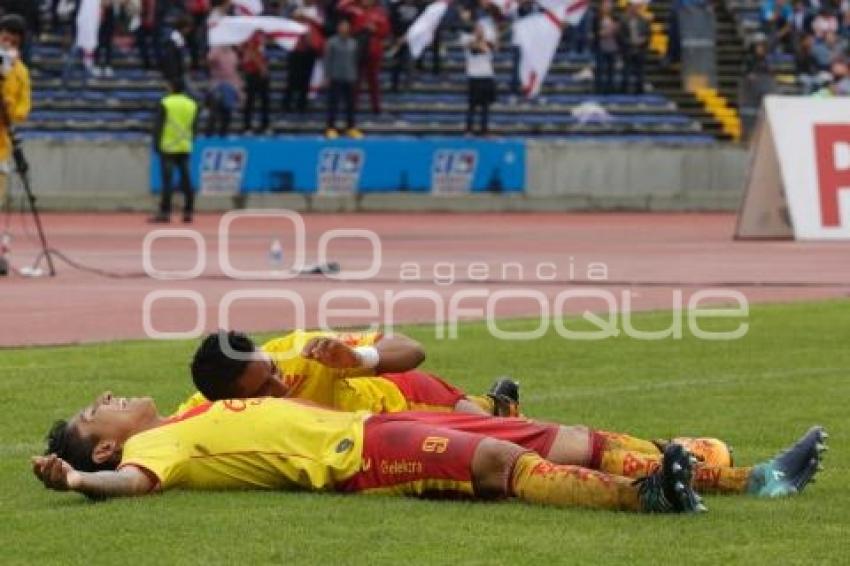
[2,300,849,565]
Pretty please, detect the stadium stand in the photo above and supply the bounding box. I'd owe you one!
[17,0,754,143]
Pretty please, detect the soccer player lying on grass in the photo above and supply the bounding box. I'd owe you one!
[178,330,521,419]
[184,331,825,497]
[33,393,826,511]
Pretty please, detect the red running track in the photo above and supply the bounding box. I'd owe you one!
[1,212,848,347]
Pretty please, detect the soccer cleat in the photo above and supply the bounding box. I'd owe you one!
[325,128,339,139]
[346,128,364,139]
[747,426,828,498]
[487,377,521,417]
[635,443,705,514]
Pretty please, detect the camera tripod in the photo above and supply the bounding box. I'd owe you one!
[5,129,56,277]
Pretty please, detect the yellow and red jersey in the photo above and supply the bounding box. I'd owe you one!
[174,331,466,416]
[121,398,369,491]
[262,329,382,407]
[175,330,382,415]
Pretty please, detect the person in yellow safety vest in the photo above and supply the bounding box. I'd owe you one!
[0,15,32,210]
[150,78,199,224]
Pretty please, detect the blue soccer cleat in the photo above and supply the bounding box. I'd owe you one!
[748,426,828,498]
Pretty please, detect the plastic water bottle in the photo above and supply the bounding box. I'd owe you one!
[268,239,284,269]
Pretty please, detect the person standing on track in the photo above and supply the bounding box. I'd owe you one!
[150,78,198,224]
[0,14,31,209]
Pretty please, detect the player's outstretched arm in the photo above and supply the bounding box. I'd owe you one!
[32,455,154,499]
[372,333,426,373]
[302,333,425,374]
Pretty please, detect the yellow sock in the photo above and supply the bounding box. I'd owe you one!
[511,452,641,512]
[693,464,753,494]
[594,449,753,494]
[593,430,661,455]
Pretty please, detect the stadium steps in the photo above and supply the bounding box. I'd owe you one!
[24,30,709,142]
[636,0,746,141]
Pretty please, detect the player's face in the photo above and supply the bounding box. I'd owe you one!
[72,392,158,443]
[235,354,289,398]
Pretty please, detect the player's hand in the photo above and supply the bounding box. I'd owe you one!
[301,337,360,369]
[31,454,82,492]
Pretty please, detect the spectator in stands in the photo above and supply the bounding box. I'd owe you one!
[812,7,839,39]
[739,35,775,134]
[324,18,361,139]
[761,0,793,52]
[151,78,198,224]
[568,10,592,55]
[664,0,683,67]
[186,0,210,70]
[206,44,242,136]
[462,21,495,137]
[796,33,823,92]
[283,1,324,113]
[341,0,390,115]
[241,32,271,134]
[789,0,813,43]
[593,0,620,94]
[134,0,161,70]
[0,15,31,210]
[619,0,650,94]
[51,0,78,34]
[388,0,419,92]
[94,0,118,77]
[161,15,192,85]
[812,29,847,68]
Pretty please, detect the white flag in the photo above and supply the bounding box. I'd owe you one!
[75,0,101,53]
[406,0,450,60]
[538,0,589,26]
[208,16,308,51]
[512,0,588,98]
[232,0,264,16]
[512,12,561,98]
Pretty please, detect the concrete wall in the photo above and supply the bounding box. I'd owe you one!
[23,139,749,212]
[525,141,748,211]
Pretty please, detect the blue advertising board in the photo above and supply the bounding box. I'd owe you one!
[151,136,526,195]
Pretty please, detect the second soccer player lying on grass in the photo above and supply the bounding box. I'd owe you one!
[179,330,522,418]
[33,391,827,514]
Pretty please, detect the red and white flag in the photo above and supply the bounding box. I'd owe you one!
[232,0,264,16]
[75,0,101,53]
[406,0,450,59]
[539,0,589,26]
[512,0,588,97]
[208,16,308,51]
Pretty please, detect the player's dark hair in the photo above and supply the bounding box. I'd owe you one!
[45,419,117,473]
[191,330,256,400]
[0,14,27,43]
